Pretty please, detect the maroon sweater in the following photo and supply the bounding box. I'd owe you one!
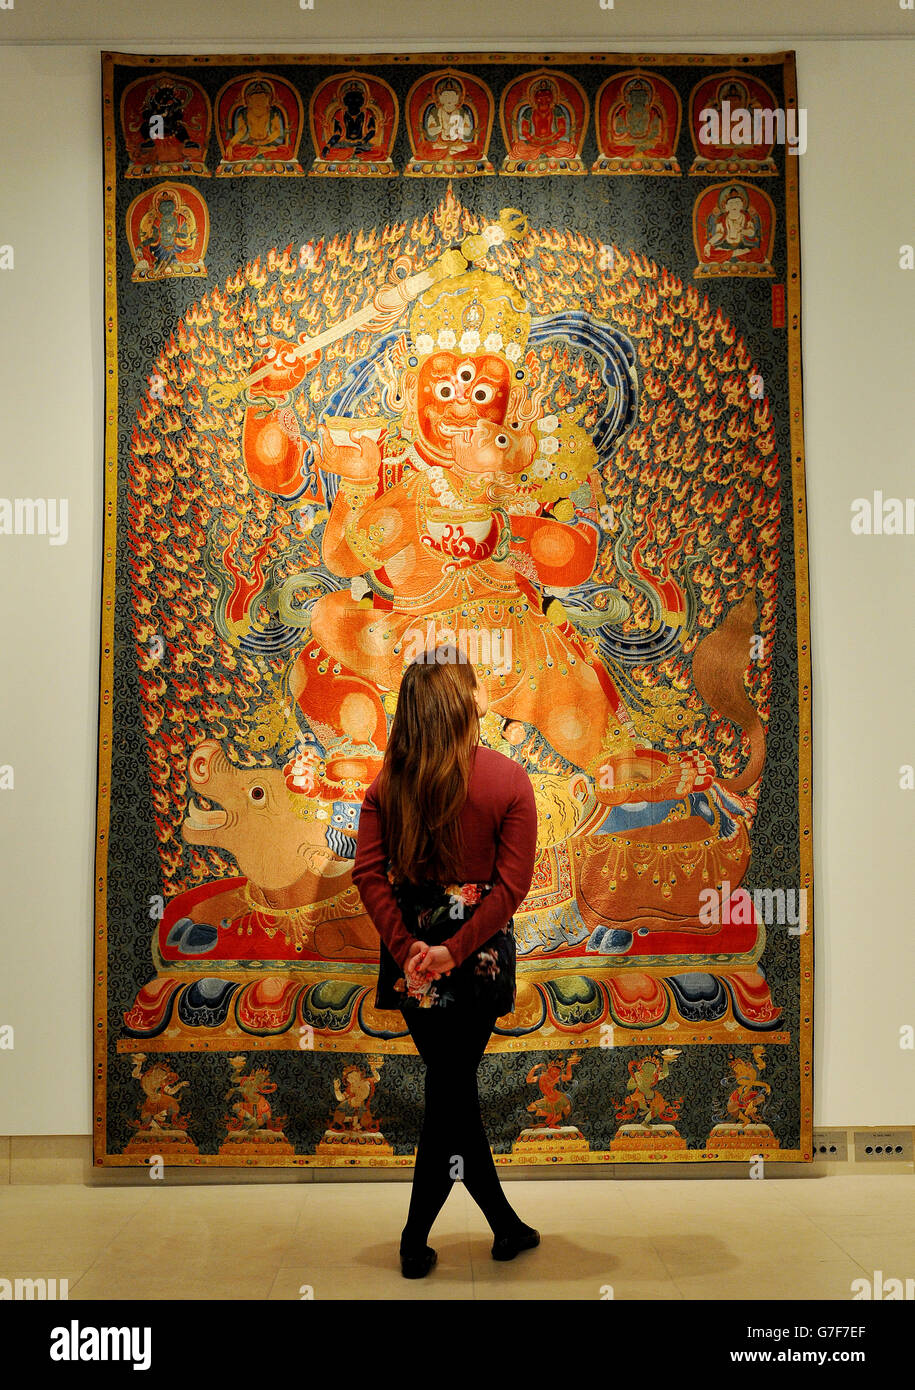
[352,746,538,970]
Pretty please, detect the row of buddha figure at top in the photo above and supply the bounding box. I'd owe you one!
[118,66,788,179]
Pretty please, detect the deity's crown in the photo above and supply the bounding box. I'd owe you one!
[408,267,531,364]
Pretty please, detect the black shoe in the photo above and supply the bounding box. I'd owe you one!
[399,1244,437,1278]
[491,1223,540,1261]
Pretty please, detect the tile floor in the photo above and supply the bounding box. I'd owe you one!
[1,1173,911,1300]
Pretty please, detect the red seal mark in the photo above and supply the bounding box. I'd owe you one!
[771,284,786,328]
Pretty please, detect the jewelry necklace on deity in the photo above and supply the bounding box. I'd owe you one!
[239,877,364,950]
[404,442,485,510]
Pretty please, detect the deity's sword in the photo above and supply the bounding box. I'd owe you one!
[206,209,527,410]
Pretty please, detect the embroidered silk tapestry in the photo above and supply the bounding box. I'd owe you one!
[95,51,812,1166]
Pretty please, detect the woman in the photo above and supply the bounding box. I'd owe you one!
[352,644,541,1279]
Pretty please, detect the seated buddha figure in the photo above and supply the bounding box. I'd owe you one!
[608,76,667,153]
[509,77,578,160]
[421,76,476,154]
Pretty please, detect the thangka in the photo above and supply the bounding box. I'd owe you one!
[96,51,812,1166]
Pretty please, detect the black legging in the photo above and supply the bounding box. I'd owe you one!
[399,1000,523,1250]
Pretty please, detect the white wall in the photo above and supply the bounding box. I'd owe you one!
[0,2,913,1133]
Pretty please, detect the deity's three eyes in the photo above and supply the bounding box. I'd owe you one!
[432,363,497,405]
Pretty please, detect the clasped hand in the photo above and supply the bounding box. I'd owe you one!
[404,941,456,991]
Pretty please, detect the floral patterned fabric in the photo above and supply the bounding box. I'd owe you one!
[375,874,516,1015]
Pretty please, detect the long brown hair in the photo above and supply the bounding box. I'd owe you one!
[375,644,480,885]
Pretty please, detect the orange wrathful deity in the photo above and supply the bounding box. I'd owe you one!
[239,245,718,810]
[260,265,627,777]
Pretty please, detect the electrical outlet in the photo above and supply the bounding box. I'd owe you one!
[852,1128,913,1162]
[812,1128,848,1161]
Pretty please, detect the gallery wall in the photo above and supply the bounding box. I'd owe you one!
[0,1,912,1133]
